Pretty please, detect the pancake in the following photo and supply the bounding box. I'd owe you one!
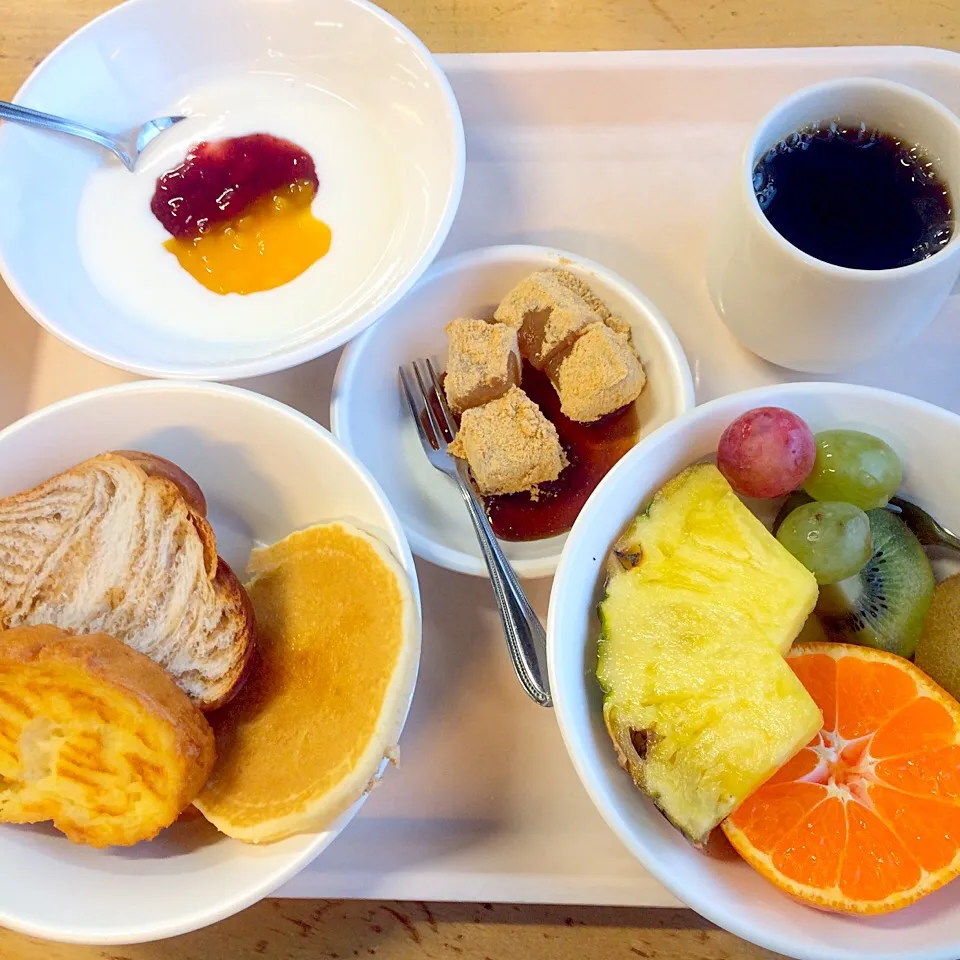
[194,522,419,843]
[0,624,215,848]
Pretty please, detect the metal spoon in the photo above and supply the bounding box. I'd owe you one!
[0,100,184,171]
[773,491,960,556]
[888,496,960,553]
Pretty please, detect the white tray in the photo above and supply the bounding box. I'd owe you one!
[4,45,960,908]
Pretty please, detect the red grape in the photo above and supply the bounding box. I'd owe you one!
[717,407,815,499]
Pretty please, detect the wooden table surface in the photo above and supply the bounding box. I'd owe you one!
[2,1,959,959]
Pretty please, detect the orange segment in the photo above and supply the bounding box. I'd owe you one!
[870,784,960,872]
[875,746,960,802]
[835,655,917,740]
[722,642,960,915]
[790,652,837,730]
[772,795,846,889]
[766,746,822,785]
[871,696,957,758]
[839,802,921,902]
[728,781,827,851]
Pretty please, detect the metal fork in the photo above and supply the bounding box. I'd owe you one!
[400,359,552,707]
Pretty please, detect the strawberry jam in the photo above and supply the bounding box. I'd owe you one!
[151,134,319,238]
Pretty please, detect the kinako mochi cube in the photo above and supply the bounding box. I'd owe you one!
[448,386,568,496]
[550,269,632,337]
[443,318,522,415]
[547,322,646,423]
[494,271,601,370]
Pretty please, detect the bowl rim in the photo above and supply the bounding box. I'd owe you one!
[0,0,467,381]
[0,378,422,944]
[331,242,696,579]
[546,380,960,960]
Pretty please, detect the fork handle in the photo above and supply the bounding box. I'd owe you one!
[453,463,552,708]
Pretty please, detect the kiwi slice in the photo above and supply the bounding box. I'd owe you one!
[816,508,935,658]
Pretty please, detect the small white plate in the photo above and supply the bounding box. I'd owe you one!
[0,381,421,944]
[332,244,694,579]
[549,382,960,960]
[0,0,464,379]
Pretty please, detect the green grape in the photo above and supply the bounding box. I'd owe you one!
[803,430,902,510]
[776,501,872,585]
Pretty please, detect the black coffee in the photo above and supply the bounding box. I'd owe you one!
[753,121,954,270]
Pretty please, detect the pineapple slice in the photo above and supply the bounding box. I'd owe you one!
[610,463,816,653]
[598,463,821,845]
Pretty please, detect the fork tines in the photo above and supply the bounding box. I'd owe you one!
[400,359,458,452]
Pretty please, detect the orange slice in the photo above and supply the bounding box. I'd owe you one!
[722,641,960,914]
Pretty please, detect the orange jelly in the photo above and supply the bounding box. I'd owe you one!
[163,179,331,295]
[151,134,331,296]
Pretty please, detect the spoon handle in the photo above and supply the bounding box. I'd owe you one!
[0,100,128,165]
[937,526,960,553]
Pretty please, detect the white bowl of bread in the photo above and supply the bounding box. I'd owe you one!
[0,381,420,943]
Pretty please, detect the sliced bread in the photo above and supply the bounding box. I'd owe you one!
[0,453,255,709]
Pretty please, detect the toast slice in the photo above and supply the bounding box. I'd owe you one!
[0,453,255,710]
[0,624,216,847]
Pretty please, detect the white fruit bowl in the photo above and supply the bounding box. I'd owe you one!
[0,381,421,944]
[548,382,960,960]
[0,0,464,379]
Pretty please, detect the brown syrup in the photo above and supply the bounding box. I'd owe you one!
[483,362,639,542]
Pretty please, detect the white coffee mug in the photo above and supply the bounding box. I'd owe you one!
[707,78,960,373]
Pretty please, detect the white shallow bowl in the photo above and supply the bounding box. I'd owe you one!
[332,244,694,578]
[548,382,960,960]
[0,381,421,944]
[0,0,464,379]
